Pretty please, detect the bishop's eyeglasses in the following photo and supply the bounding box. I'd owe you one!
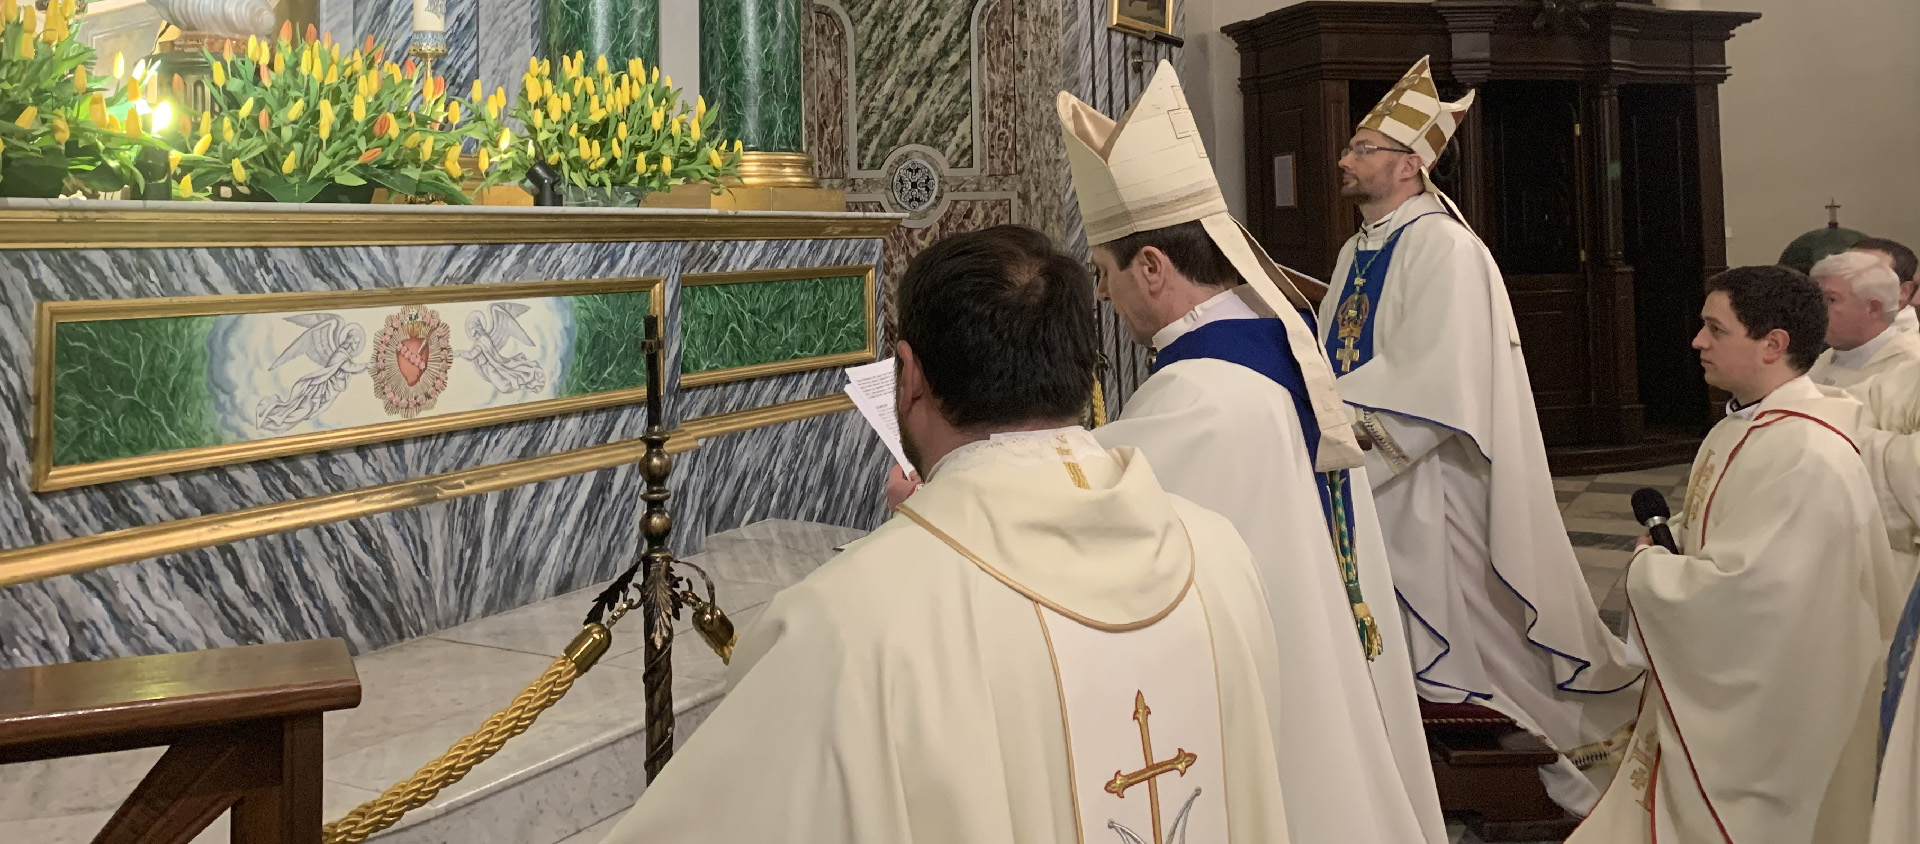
[1342,141,1416,158]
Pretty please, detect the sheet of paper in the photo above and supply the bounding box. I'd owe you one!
[844,359,912,474]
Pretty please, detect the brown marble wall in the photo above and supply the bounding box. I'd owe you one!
[803,0,1181,410]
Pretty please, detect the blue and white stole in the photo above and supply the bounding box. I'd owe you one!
[1323,211,1447,376]
[1154,317,1381,659]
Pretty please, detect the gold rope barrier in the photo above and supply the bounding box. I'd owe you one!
[321,622,616,844]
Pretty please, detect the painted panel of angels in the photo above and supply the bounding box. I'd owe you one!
[39,280,659,489]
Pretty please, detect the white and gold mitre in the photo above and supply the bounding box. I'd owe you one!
[1058,60,1363,473]
[1359,56,1476,173]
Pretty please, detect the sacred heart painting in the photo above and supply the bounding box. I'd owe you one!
[1110,0,1173,36]
[33,278,662,492]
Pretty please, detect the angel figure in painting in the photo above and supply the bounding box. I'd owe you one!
[456,302,546,395]
[255,313,367,433]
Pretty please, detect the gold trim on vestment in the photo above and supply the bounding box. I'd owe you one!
[1033,602,1089,844]
[676,265,879,388]
[895,504,1195,633]
[32,278,668,492]
[0,393,855,588]
[1358,410,1412,474]
[0,206,897,249]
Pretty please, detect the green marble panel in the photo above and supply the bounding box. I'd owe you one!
[51,317,225,466]
[700,0,804,152]
[681,275,868,374]
[846,0,973,170]
[545,0,659,69]
[558,291,656,397]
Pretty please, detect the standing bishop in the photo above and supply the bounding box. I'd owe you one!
[606,226,1294,843]
[1570,266,1905,844]
[1315,57,1643,813]
[1057,61,1444,844]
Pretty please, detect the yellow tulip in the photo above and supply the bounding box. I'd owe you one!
[192,133,211,155]
[540,58,551,76]
[420,136,435,160]
[1,1,14,23]
[352,94,367,122]
[221,117,235,142]
[567,123,578,137]
[318,115,332,140]
[125,112,143,139]
[273,50,284,75]
[319,99,334,123]
[17,34,32,60]
[528,56,540,74]
[576,136,588,159]
[634,152,646,173]
[590,108,606,123]
[73,65,87,94]
[442,144,461,178]
[561,93,572,113]
[51,117,69,143]
[650,108,663,132]
[734,139,743,154]
[231,158,248,184]
[530,109,543,129]
[589,157,603,171]
[616,121,628,141]
[167,149,181,173]
[663,74,672,90]
[446,101,461,125]
[583,76,595,96]
[659,155,672,176]
[589,94,600,114]
[19,6,34,35]
[477,147,491,172]
[11,106,36,128]
[650,67,659,84]
[470,79,483,102]
[612,139,623,160]
[708,148,723,169]
[281,150,297,174]
[670,114,682,137]
[176,173,193,196]
[246,35,259,62]
[689,118,700,142]
[198,110,211,137]
[486,100,499,121]
[546,96,562,122]
[113,51,123,78]
[210,60,226,87]
[695,95,706,122]
[497,127,512,150]
[594,55,608,77]
[324,63,339,85]
[547,152,561,165]
[285,99,304,121]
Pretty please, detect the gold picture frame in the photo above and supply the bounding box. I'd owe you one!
[677,265,879,388]
[1109,0,1174,37]
[33,277,666,492]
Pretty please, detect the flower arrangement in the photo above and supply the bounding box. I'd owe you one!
[479,51,742,203]
[0,0,166,197]
[170,22,481,203]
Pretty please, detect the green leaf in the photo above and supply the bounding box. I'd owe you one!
[333,170,367,186]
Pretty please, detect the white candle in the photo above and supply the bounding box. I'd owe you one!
[413,0,446,33]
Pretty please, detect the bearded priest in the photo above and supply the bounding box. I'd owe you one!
[1058,61,1444,844]
[1569,266,1904,844]
[1315,56,1643,814]
[606,226,1294,843]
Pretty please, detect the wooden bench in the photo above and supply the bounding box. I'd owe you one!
[0,639,362,844]
[1423,699,1581,841]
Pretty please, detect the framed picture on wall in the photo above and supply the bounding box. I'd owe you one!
[1110,0,1173,37]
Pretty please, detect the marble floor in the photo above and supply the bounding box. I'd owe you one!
[1,467,1687,844]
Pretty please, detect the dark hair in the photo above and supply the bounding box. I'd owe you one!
[897,225,1096,429]
[1101,220,1239,288]
[1854,237,1918,284]
[1704,265,1828,373]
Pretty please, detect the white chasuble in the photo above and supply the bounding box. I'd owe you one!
[1570,377,1904,844]
[1873,635,1920,844]
[602,429,1290,844]
[1041,595,1228,843]
[1809,326,1920,395]
[1316,191,1643,813]
[1853,357,1920,562]
[1098,300,1445,844]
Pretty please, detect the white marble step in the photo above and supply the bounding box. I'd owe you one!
[0,519,861,844]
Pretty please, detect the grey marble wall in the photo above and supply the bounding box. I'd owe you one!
[0,234,889,668]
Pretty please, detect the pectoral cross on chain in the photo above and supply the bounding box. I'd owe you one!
[1105,691,1198,844]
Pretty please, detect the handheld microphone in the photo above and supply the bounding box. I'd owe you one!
[1631,488,1680,554]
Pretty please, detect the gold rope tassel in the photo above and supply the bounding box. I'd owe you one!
[1566,720,1638,771]
[321,624,612,844]
[1089,378,1108,428]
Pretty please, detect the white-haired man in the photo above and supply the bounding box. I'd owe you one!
[1808,250,1920,393]
[1851,237,1917,335]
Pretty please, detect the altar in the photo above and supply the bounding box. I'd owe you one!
[0,198,902,668]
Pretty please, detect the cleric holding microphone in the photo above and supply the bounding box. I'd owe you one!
[1568,265,1907,844]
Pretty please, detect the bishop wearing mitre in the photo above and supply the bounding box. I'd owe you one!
[1059,61,1444,844]
[604,226,1294,843]
[1315,56,1643,813]
[1570,266,1905,844]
